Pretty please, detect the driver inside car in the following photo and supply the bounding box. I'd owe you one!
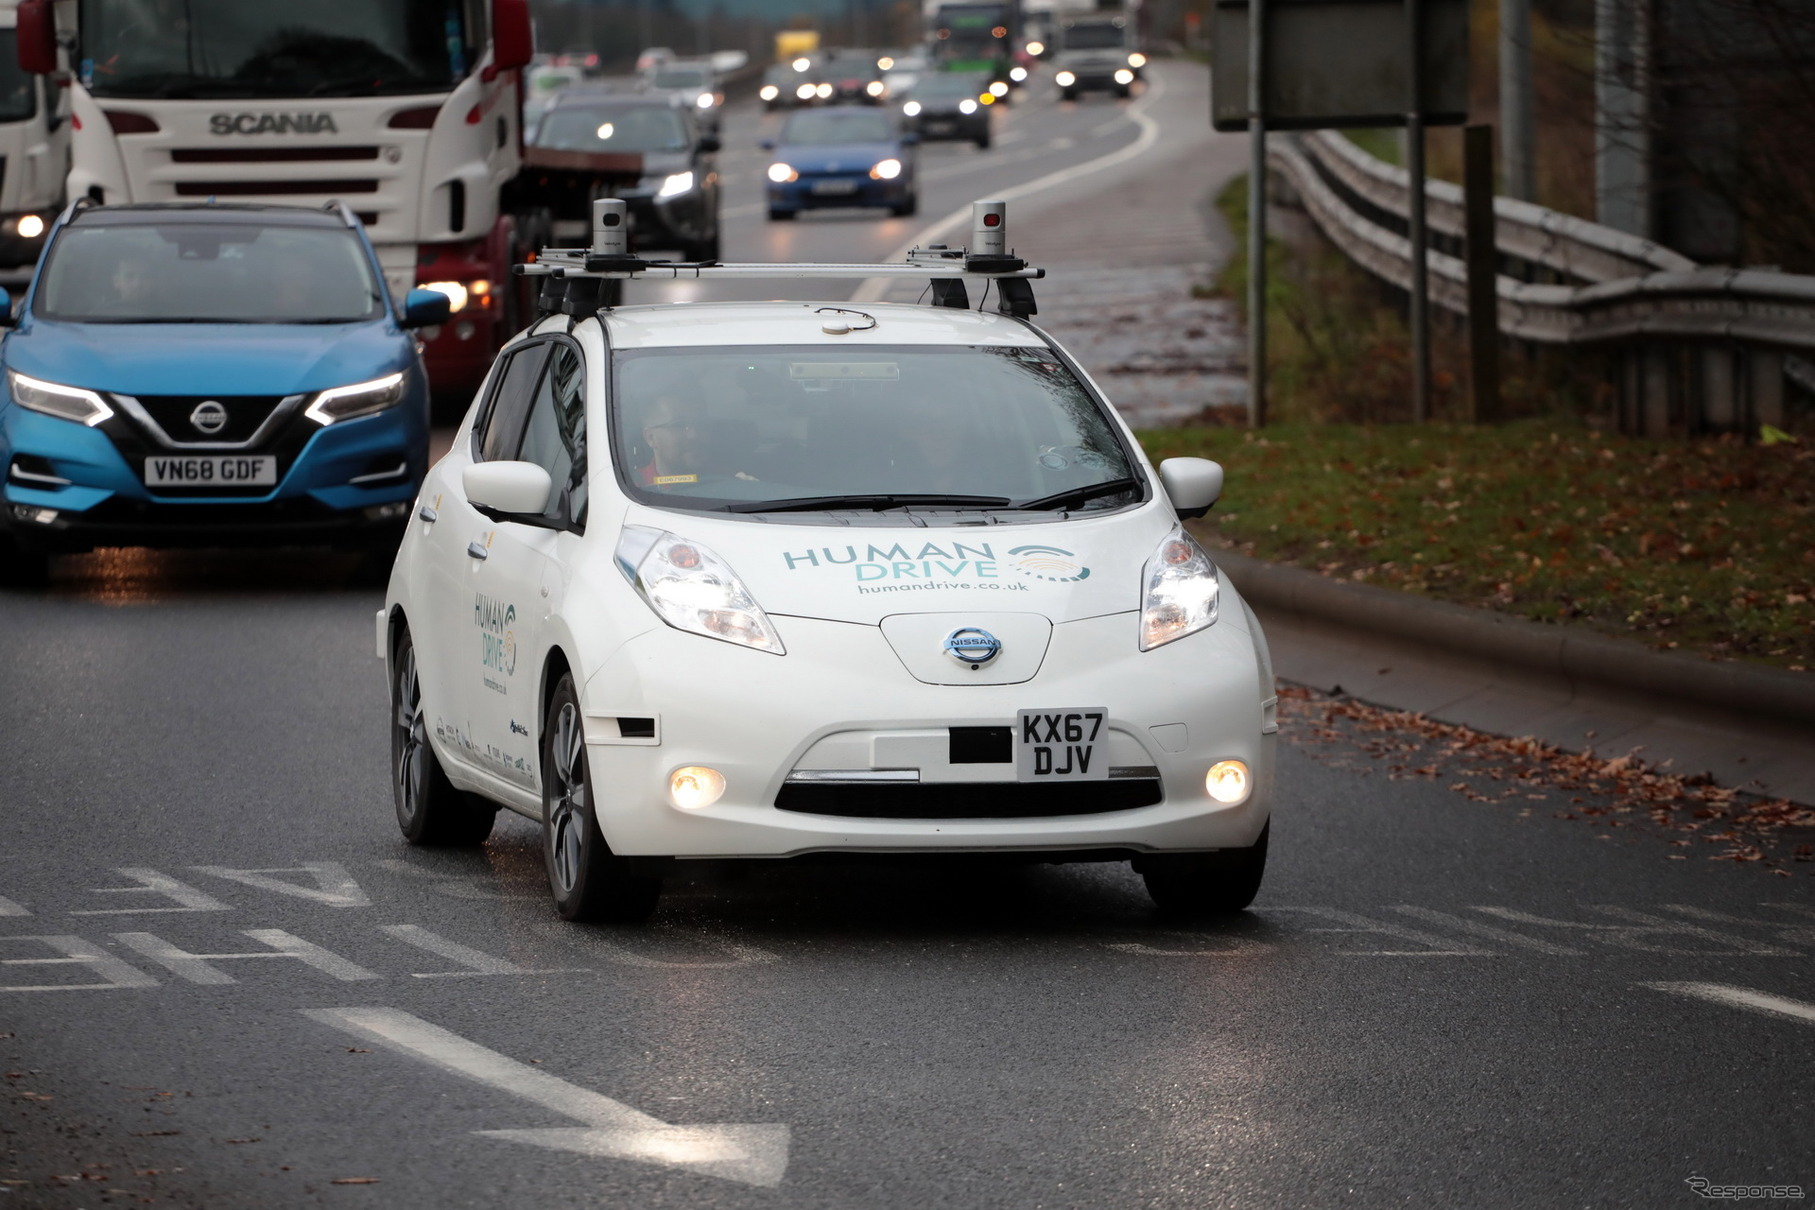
[638,394,755,487]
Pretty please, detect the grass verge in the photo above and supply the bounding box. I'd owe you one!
[1137,419,1815,670]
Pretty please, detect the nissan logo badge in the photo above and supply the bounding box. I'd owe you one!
[190,400,228,435]
[943,627,1001,667]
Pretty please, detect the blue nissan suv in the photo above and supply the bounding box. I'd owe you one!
[0,201,449,582]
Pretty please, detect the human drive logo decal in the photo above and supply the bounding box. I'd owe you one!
[779,540,1091,590]
[475,594,518,690]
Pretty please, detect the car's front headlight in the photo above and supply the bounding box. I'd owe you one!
[866,80,885,96]
[696,93,714,109]
[304,372,406,425]
[870,157,903,180]
[760,84,779,100]
[767,162,797,183]
[1128,52,1147,67]
[902,100,922,117]
[958,98,978,114]
[7,371,112,427]
[1140,524,1220,651]
[616,526,785,654]
[657,170,695,199]
[1055,70,1077,86]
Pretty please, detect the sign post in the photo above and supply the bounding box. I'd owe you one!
[1247,0,1268,428]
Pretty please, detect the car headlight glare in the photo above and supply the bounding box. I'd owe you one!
[1139,524,1220,650]
[866,80,885,96]
[815,83,833,98]
[1055,70,1076,86]
[696,93,714,109]
[902,100,922,117]
[420,279,468,312]
[958,98,978,114]
[989,80,1009,96]
[616,525,786,655]
[17,214,45,239]
[767,161,797,183]
[6,371,112,427]
[1026,40,1045,55]
[1114,68,1135,84]
[1128,52,1147,67]
[1010,66,1028,82]
[870,157,902,180]
[304,372,407,425]
[796,82,816,99]
[657,170,695,198]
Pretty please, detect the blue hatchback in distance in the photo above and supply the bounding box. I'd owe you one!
[764,106,919,220]
[0,201,449,581]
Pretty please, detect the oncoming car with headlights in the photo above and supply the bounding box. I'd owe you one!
[0,201,445,580]
[380,200,1276,923]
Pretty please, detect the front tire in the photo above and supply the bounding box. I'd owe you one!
[1136,821,1269,916]
[890,193,919,217]
[541,674,662,922]
[392,627,496,846]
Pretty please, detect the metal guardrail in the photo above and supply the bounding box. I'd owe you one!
[1268,130,1815,433]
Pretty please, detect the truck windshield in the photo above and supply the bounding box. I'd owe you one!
[76,0,475,99]
[0,32,37,121]
[36,222,386,324]
[613,346,1141,516]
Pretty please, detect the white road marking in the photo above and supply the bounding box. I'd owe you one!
[1660,904,1815,948]
[1,935,158,992]
[113,929,379,984]
[848,71,1167,304]
[302,1007,790,1187]
[1472,906,1798,955]
[1390,906,1584,955]
[0,895,29,916]
[1641,982,1815,1026]
[381,923,589,978]
[193,862,371,908]
[1270,907,1494,955]
[72,868,230,915]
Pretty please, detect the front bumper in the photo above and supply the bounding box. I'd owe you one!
[1,397,426,552]
[578,609,1275,858]
[768,175,912,212]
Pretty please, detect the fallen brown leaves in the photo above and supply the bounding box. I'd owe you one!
[1277,684,1815,874]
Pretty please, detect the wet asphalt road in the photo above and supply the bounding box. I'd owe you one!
[3,63,1813,1210]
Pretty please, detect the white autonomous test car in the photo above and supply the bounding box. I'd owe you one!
[380,201,1276,922]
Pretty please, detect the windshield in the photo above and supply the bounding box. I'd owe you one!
[781,109,894,145]
[0,32,36,122]
[37,222,386,324]
[613,346,1140,516]
[914,74,988,99]
[76,0,476,99]
[934,6,1009,59]
[533,105,689,153]
[1063,24,1128,50]
[651,68,710,89]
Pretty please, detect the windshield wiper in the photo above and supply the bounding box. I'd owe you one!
[1014,478,1141,511]
[725,493,1012,514]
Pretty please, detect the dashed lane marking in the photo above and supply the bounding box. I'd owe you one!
[1641,982,1815,1027]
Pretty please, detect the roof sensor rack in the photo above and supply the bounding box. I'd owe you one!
[519,198,1042,320]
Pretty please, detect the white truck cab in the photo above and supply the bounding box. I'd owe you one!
[0,0,66,266]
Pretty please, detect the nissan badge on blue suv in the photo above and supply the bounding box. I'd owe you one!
[0,201,449,582]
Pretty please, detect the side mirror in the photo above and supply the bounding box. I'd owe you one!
[759,139,775,151]
[0,286,14,328]
[698,134,721,154]
[491,0,533,72]
[16,0,56,75]
[464,461,552,516]
[1158,457,1223,519]
[401,287,451,330]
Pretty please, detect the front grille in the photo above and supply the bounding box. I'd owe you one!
[775,779,1163,819]
[170,147,380,164]
[173,178,379,196]
[133,395,288,445]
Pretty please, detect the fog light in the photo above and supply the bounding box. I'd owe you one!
[363,501,410,521]
[1206,760,1250,804]
[11,504,57,524]
[670,766,725,810]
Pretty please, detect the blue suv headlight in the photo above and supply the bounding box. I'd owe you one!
[7,370,113,427]
[304,373,406,425]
